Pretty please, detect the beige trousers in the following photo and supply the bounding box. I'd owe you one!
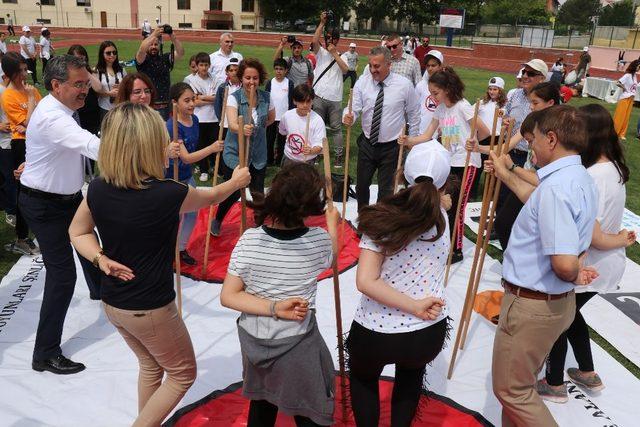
[492,290,575,427]
[104,301,197,427]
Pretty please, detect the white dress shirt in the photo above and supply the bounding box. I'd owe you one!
[21,94,100,195]
[345,72,420,141]
[209,49,243,85]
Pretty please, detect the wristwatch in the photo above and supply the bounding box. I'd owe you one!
[508,163,519,172]
[92,249,104,268]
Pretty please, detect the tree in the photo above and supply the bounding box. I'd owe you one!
[482,0,550,26]
[260,0,354,27]
[353,0,388,31]
[598,0,635,27]
[556,0,601,28]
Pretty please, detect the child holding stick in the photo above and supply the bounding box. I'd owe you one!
[166,82,224,265]
[347,140,451,426]
[221,162,339,427]
[399,67,490,263]
[279,84,325,166]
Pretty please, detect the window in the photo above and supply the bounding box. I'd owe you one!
[241,0,254,12]
[2,0,17,4]
[241,24,254,30]
[76,0,91,6]
[40,0,56,5]
[177,0,190,9]
[178,23,192,28]
[209,0,222,10]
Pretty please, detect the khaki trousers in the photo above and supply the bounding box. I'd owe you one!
[104,301,197,427]
[492,290,575,427]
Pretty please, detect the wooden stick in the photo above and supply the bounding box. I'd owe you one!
[322,137,347,422]
[202,86,229,277]
[444,99,481,287]
[237,115,247,235]
[244,88,255,167]
[447,120,513,379]
[303,108,311,163]
[393,126,406,194]
[172,103,183,317]
[341,89,353,228]
[459,120,513,350]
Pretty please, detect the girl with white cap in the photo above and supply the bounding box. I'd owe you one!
[347,140,451,426]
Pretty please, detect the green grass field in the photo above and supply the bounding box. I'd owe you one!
[1,41,639,377]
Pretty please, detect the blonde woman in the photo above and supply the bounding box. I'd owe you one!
[69,102,250,426]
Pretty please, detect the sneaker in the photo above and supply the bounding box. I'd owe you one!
[193,165,200,174]
[180,250,196,266]
[210,219,221,237]
[199,172,209,182]
[536,379,568,403]
[25,238,40,255]
[567,368,605,392]
[5,213,16,228]
[10,239,36,256]
[451,250,463,264]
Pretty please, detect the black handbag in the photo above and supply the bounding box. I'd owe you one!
[330,173,356,203]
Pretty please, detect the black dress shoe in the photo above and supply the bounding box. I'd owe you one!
[32,355,86,375]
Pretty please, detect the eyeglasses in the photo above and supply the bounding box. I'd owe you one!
[104,51,118,56]
[386,43,400,49]
[132,88,152,96]
[65,81,92,90]
[522,70,541,78]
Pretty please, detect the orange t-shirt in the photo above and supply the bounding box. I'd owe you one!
[1,87,42,140]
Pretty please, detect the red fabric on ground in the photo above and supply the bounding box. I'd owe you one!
[170,376,488,426]
[179,203,361,282]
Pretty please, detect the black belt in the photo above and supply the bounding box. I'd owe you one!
[502,280,572,301]
[20,184,81,201]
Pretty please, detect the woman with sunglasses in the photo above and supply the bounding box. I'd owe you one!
[115,72,156,107]
[95,41,126,123]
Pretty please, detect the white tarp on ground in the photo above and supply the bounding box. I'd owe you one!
[1,188,639,426]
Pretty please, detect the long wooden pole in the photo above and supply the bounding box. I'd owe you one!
[244,87,255,167]
[341,88,353,227]
[202,86,229,277]
[444,99,481,287]
[172,103,183,316]
[393,126,406,194]
[322,137,347,422]
[303,108,311,163]
[459,120,513,350]
[237,115,247,235]
[447,120,513,379]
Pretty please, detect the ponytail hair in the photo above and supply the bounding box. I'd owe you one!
[428,66,465,104]
[357,178,445,255]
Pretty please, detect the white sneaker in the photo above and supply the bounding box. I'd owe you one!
[5,213,16,228]
[199,173,209,182]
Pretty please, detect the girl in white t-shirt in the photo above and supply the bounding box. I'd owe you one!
[278,84,326,165]
[347,142,449,426]
[612,59,639,140]
[401,67,491,263]
[539,103,636,399]
[94,41,126,121]
[39,28,53,76]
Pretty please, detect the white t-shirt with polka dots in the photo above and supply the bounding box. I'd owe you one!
[354,209,450,333]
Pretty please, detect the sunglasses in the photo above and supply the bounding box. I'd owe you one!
[522,70,541,78]
[104,51,118,56]
[387,43,400,49]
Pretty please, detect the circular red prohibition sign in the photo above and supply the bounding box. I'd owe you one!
[287,133,306,155]
[425,95,438,112]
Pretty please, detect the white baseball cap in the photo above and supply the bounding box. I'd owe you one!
[522,59,549,76]
[424,50,444,65]
[404,140,452,190]
[22,26,30,32]
[349,42,356,48]
[583,46,589,52]
[41,27,48,33]
[488,76,505,89]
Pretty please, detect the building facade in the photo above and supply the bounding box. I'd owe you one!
[0,0,261,31]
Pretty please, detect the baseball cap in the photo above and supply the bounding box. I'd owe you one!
[583,46,589,52]
[41,27,48,33]
[404,140,452,189]
[488,76,505,89]
[424,50,444,65]
[225,57,239,71]
[349,42,356,48]
[22,26,30,32]
[522,59,548,76]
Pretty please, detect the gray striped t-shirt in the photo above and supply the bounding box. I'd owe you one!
[228,225,333,339]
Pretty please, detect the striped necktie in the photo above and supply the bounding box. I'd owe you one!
[369,82,384,145]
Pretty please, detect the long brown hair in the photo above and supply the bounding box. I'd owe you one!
[428,66,464,104]
[357,179,445,255]
[250,163,326,228]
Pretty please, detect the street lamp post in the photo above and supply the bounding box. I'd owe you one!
[35,2,43,22]
[156,5,162,24]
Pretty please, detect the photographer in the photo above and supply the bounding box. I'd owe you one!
[273,36,313,87]
[311,11,349,166]
[135,25,184,120]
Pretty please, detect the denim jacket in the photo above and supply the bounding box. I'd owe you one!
[222,88,271,170]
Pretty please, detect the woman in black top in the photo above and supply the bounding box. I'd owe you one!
[69,102,250,426]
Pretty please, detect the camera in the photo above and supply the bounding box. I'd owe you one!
[161,24,173,35]
[286,35,296,44]
[325,10,335,27]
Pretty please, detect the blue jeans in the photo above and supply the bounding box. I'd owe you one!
[179,177,196,251]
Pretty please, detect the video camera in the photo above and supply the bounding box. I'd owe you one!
[160,24,173,35]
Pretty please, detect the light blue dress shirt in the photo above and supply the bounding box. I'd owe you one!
[503,155,598,294]
[505,88,531,152]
